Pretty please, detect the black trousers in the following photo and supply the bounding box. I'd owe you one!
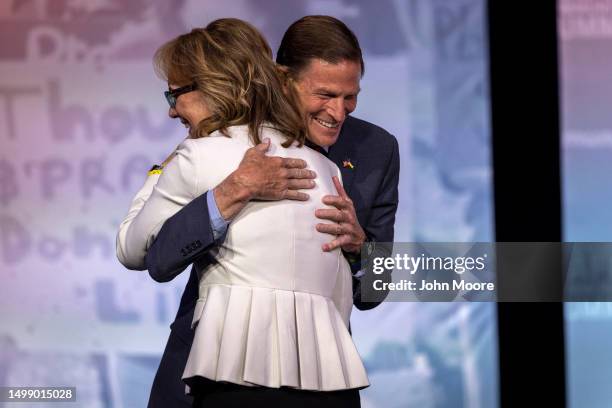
[191,377,361,408]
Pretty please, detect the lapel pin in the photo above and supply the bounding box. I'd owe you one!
[342,159,354,169]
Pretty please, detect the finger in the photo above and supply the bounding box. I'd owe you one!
[332,176,349,200]
[283,190,310,201]
[282,157,308,169]
[254,138,271,153]
[286,168,317,179]
[316,222,344,235]
[315,209,345,222]
[322,195,350,209]
[322,236,349,252]
[287,179,316,190]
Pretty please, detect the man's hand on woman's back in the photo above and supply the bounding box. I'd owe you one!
[213,138,317,221]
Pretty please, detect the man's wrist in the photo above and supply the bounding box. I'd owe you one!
[213,172,252,221]
[344,233,366,254]
[345,243,363,254]
[345,238,377,274]
[206,191,229,241]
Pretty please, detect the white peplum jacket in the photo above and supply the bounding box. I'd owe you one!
[116,124,369,392]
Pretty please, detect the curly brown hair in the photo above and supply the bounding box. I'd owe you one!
[154,18,306,147]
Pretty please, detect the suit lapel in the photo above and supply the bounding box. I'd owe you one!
[329,121,358,194]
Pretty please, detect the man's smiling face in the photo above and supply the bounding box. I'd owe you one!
[293,58,361,147]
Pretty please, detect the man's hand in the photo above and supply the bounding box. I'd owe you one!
[315,176,366,253]
[214,138,317,220]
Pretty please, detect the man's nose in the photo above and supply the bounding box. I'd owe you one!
[168,107,178,118]
[327,98,347,122]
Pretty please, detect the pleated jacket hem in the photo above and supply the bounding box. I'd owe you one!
[182,284,369,392]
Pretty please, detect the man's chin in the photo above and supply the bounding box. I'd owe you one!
[308,128,341,148]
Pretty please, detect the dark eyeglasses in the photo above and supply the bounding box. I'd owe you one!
[164,84,197,108]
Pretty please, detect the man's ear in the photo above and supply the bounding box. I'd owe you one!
[276,64,289,76]
[276,64,291,89]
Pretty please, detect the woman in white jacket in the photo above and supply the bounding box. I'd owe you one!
[116,18,367,408]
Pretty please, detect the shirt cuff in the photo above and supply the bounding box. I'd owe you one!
[206,190,229,241]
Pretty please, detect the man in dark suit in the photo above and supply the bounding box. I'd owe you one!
[144,16,400,407]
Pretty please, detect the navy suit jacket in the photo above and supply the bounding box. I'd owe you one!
[145,116,399,407]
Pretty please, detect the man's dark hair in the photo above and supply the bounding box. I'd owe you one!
[276,15,364,77]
